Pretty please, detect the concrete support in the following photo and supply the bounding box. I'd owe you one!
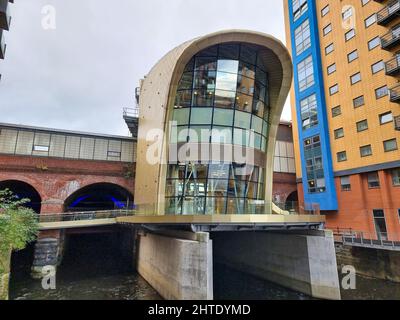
[212,230,341,300]
[136,230,213,300]
[31,230,65,279]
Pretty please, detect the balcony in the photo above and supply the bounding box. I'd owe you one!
[389,83,400,102]
[381,28,400,49]
[395,115,400,130]
[0,29,5,60]
[377,0,400,25]
[385,54,400,75]
[123,107,139,138]
[0,0,11,30]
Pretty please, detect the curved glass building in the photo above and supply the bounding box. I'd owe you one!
[134,30,292,215]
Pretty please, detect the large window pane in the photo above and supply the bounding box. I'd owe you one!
[190,107,213,124]
[216,71,238,91]
[236,93,253,112]
[192,90,214,107]
[215,90,236,108]
[217,60,239,74]
[213,108,234,126]
[193,70,216,91]
[211,126,232,144]
[175,90,192,108]
[195,57,217,72]
[234,111,251,129]
[173,108,190,125]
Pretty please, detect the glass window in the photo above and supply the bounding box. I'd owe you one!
[327,63,336,75]
[211,127,232,144]
[332,106,341,117]
[173,108,190,125]
[357,120,368,132]
[236,93,253,112]
[213,108,234,126]
[298,56,314,92]
[341,176,351,191]
[365,14,376,28]
[342,7,352,20]
[348,50,358,63]
[190,108,213,124]
[238,62,255,79]
[329,84,339,95]
[175,90,192,108]
[368,37,381,50]
[379,112,393,124]
[337,151,347,162]
[384,139,398,152]
[293,0,308,21]
[251,116,263,134]
[192,90,214,107]
[217,60,239,74]
[371,61,384,74]
[195,57,217,72]
[360,145,372,157]
[353,96,365,108]
[193,70,216,90]
[234,111,251,129]
[321,5,330,16]
[233,128,249,146]
[304,135,326,194]
[325,43,334,55]
[350,72,361,85]
[188,126,211,143]
[215,90,236,109]
[373,209,388,241]
[368,172,380,188]
[323,24,332,36]
[178,72,194,90]
[334,128,344,139]
[345,29,356,41]
[295,19,311,55]
[300,94,318,130]
[392,168,400,186]
[219,44,240,60]
[216,71,238,91]
[375,86,388,99]
[240,45,257,65]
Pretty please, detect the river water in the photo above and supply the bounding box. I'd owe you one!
[8,233,400,300]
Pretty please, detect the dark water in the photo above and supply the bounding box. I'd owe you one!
[9,233,400,300]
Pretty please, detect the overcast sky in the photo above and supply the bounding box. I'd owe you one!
[0,0,290,136]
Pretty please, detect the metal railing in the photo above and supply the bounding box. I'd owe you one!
[381,28,400,49]
[38,209,136,223]
[123,107,139,118]
[385,54,400,75]
[377,0,400,25]
[332,228,400,250]
[389,83,400,101]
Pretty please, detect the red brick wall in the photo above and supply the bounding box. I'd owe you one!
[0,154,135,215]
[297,171,400,241]
[272,172,297,204]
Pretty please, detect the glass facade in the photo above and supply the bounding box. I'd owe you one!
[168,43,271,215]
[172,43,270,152]
[166,163,265,215]
[304,135,326,194]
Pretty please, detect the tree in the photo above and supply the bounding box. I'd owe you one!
[0,189,39,300]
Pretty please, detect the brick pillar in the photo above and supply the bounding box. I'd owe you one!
[40,199,64,215]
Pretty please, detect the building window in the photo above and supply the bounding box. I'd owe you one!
[368,172,380,188]
[365,14,376,28]
[342,7,353,20]
[341,176,351,191]
[300,94,318,130]
[304,136,326,194]
[337,151,347,162]
[371,61,384,74]
[368,36,380,50]
[357,119,369,132]
[392,168,400,186]
[360,145,372,157]
[293,0,308,21]
[350,72,361,85]
[379,112,393,125]
[348,50,358,63]
[321,5,330,17]
[373,209,388,240]
[329,84,339,95]
[298,56,314,92]
[107,151,121,158]
[375,85,388,99]
[325,43,334,55]
[345,29,356,41]
[33,145,49,152]
[332,105,341,117]
[384,138,398,152]
[362,0,371,6]
[295,19,311,55]
[334,128,344,139]
[323,24,332,36]
[327,63,336,75]
[353,95,365,108]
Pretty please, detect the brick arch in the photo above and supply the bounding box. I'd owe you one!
[0,179,43,213]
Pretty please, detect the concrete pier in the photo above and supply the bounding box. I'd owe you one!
[136,230,213,300]
[212,230,341,300]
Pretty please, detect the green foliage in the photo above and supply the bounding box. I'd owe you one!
[0,189,39,274]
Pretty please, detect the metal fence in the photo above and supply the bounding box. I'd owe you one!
[38,209,136,223]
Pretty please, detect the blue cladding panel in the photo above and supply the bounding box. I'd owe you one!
[287,0,338,210]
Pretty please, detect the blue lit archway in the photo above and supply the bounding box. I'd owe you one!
[0,180,42,213]
[64,183,133,212]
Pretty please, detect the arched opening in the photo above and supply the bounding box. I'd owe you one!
[63,183,133,212]
[285,191,298,212]
[0,181,41,288]
[0,180,42,213]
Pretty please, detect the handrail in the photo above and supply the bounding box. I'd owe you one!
[385,54,400,74]
[381,28,400,48]
[377,0,400,23]
[123,107,139,118]
[389,83,400,101]
[38,209,136,223]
